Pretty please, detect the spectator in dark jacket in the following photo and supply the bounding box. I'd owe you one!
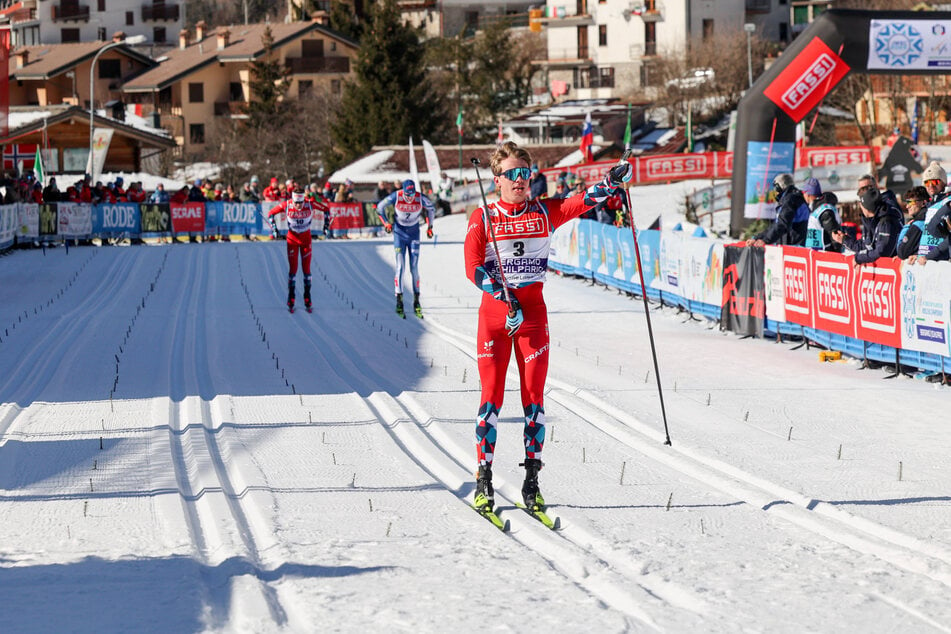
[896,185,930,260]
[832,177,903,264]
[746,173,809,247]
[42,177,61,203]
[528,164,547,201]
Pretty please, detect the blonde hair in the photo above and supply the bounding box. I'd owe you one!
[490,141,533,176]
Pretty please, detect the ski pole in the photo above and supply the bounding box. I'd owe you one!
[620,180,672,446]
[470,157,515,315]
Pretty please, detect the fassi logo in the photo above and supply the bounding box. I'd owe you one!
[783,257,809,313]
[645,156,707,179]
[763,38,850,122]
[857,268,897,328]
[814,262,850,322]
[808,150,871,166]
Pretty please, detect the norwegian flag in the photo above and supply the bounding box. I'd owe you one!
[3,143,37,172]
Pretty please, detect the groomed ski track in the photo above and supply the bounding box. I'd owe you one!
[1,212,951,632]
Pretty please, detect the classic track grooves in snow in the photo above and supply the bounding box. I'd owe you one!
[2,206,951,631]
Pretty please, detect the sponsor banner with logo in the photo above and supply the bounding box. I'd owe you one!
[140,203,171,234]
[57,203,92,237]
[540,152,733,188]
[679,237,723,306]
[593,222,619,281]
[550,218,580,273]
[797,145,881,169]
[763,37,851,122]
[899,261,951,356]
[618,226,637,285]
[656,230,682,294]
[170,202,204,234]
[94,203,141,235]
[781,248,812,327]
[261,201,286,232]
[0,203,16,248]
[16,203,38,239]
[854,258,902,348]
[721,246,765,337]
[637,230,662,292]
[869,20,951,71]
[763,246,787,323]
[577,219,594,273]
[810,249,855,339]
[328,202,364,230]
[744,141,795,219]
[205,202,261,235]
[39,203,58,236]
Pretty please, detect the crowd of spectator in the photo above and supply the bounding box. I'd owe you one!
[745,163,951,266]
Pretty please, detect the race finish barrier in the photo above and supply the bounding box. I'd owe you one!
[3,200,385,244]
[549,218,951,376]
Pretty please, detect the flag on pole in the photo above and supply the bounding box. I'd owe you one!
[579,112,593,162]
[456,107,463,137]
[497,121,504,145]
[623,104,632,150]
[33,145,44,186]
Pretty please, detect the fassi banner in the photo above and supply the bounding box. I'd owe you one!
[797,146,882,168]
[541,152,734,186]
[776,247,901,348]
[763,37,851,123]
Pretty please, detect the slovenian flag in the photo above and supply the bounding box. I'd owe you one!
[580,112,593,163]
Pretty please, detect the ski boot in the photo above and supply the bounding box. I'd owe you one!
[473,464,494,511]
[304,276,313,313]
[519,458,545,511]
[287,279,296,313]
[413,294,423,318]
[395,293,405,319]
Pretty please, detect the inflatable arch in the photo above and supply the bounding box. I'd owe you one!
[731,9,951,236]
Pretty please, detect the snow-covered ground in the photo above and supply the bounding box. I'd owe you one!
[2,200,951,632]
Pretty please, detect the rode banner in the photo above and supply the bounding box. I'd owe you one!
[763,37,851,122]
[171,202,205,233]
[721,245,765,337]
[327,202,363,230]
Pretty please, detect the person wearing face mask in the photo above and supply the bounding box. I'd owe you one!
[831,175,902,265]
[463,141,633,517]
[267,187,328,312]
[745,173,810,247]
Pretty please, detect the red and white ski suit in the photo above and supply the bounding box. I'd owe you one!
[268,198,327,276]
[464,194,599,466]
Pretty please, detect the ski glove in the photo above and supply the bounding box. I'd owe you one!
[505,298,523,337]
[426,226,434,239]
[608,160,634,186]
[384,222,393,233]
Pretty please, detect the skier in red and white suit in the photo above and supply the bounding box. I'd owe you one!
[464,141,632,511]
[267,187,328,311]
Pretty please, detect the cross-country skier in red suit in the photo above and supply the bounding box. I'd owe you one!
[267,187,328,312]
[464,141,632,513]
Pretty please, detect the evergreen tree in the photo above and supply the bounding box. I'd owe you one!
[330,0,363,41]
[244,25,291,128]
[328,0,443,168]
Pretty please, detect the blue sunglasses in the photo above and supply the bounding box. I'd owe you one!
[499,167,532,181]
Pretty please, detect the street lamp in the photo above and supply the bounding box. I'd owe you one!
[88,34,146,180]
[744,23,756,89]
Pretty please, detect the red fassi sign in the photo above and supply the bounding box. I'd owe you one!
[782,252,812,327]
[763,37,850,122]
[798,146,882,168]
[811,251,854,338]
[170,202,205,233]
[327,202,364,229]
[541,152,733,187]
[854,261,901,348]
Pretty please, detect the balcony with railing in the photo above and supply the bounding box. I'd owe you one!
[51,2,89,21]
[537,7,594,28]
[285,56,350,74]
[142,3,179,21]
[631,1,663,22]
[8,7,37,22]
